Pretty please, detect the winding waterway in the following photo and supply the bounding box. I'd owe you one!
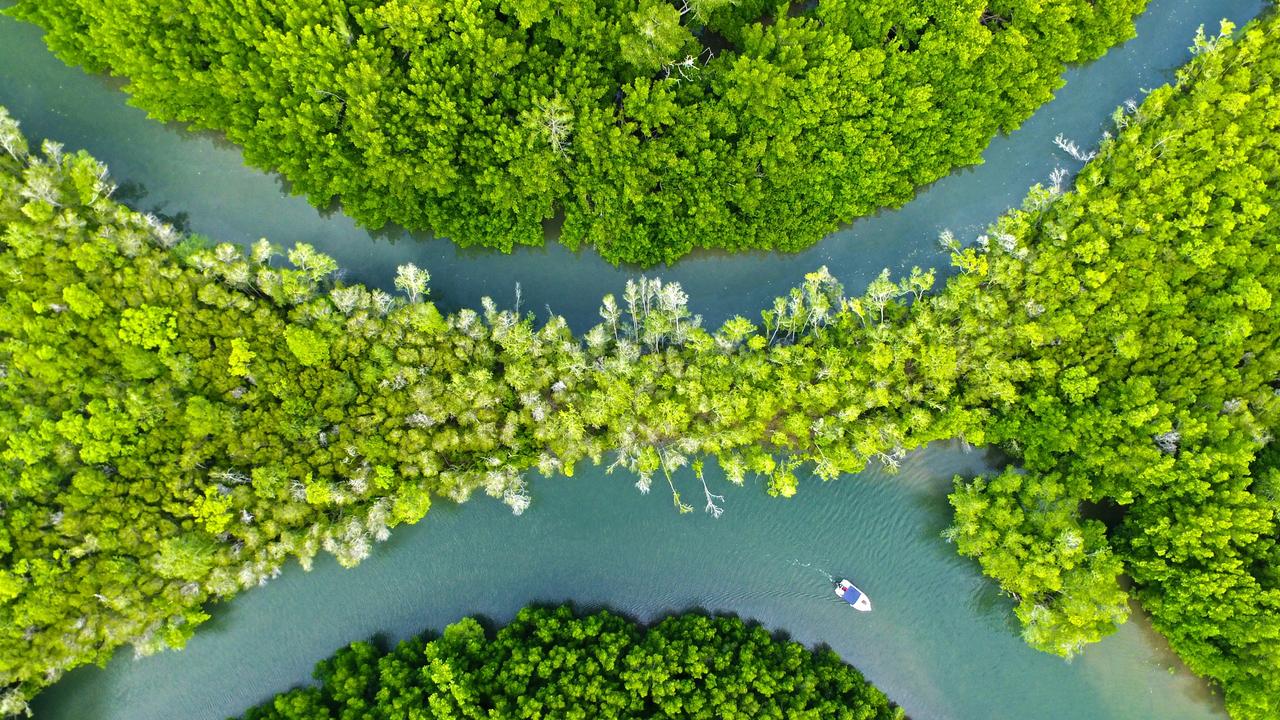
[0,0,1266,717]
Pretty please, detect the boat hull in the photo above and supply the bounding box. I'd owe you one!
[835,579,873,612]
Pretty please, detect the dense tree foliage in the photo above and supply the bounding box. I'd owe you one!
[5,0,1146,265]
[234,606,904,720]
[0,108,981,712]
[942,18,1280,717]
[0,13,1277,718]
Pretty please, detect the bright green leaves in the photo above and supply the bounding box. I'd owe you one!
[941,16,1280,717]
[1057,366,1098,403]
[117,304,177,353]
[61,282,103,319]
[619,1,693,75]
[390,482,432,525]
[191,485,235,535]
[150,533,218,580]
[501,0,553,28]
[283,325,330,367]
[0,571,22,603]
[948,470,1130,657]
[227,337,256,377]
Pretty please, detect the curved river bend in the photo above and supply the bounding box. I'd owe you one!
[0,0,1265,717]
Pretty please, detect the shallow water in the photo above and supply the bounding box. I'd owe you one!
[0,0,1265,717]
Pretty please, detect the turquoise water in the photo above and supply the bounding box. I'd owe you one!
[0,0,1266,717]
[28,446,1226,720]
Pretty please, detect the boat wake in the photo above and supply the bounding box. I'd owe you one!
[790,559,836,584]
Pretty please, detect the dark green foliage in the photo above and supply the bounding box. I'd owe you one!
[5,0,1145,265]
[236,606,904,720]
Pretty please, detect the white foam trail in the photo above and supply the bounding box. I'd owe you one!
[791,559,836,583]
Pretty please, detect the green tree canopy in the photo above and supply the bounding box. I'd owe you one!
[6,0,1145,265]
[236,606,904,720]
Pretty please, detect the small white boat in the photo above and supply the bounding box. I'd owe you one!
[835,579,872,612]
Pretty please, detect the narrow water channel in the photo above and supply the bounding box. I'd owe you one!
[0,0,1265,717]
[30,445,1225,720]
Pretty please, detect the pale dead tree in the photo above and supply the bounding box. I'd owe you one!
[82,160,115,204]
[506,489,532,516]
[623,280,645,340]
[370,289,396,315]
[530,403,547,423]
[1154,429,1181,455]
[255,267,281,298]
[937,229,961,253]
[152,221,180,249]
[599,294,622,340]
[721,455,746,486]
[657,280,699,344]
[875,447,906,471]
[222,262,252,287]
[330,286,365,315]
[41,139,64,166]
[864,269,900,324]
[1112,97,1142,131]
[1053,133,1096,163]
[405,412,435,428]
[534,98,574,157]
[677,0,735,21]
[993,231,1023,257]
[288,243,338,282]
[250,238,276,265]
[19,169,64,207]
[1058,529,1084,552]
[536,452,563,477]
[657,447,694,513]
[394,263,430,303]
[214,243,241,265]
[0,107,28,160]
[187,251,216,273]
[109,227,145,257]
[699,475,725,518]
[324,518,372,567]
[346,467,369,495]
[211,469,250,485]
[1048,166,1069,195]
[664,54,701,81]
[1189,22,1229,58]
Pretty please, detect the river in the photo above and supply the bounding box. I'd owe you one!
[0,0,1265,717]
